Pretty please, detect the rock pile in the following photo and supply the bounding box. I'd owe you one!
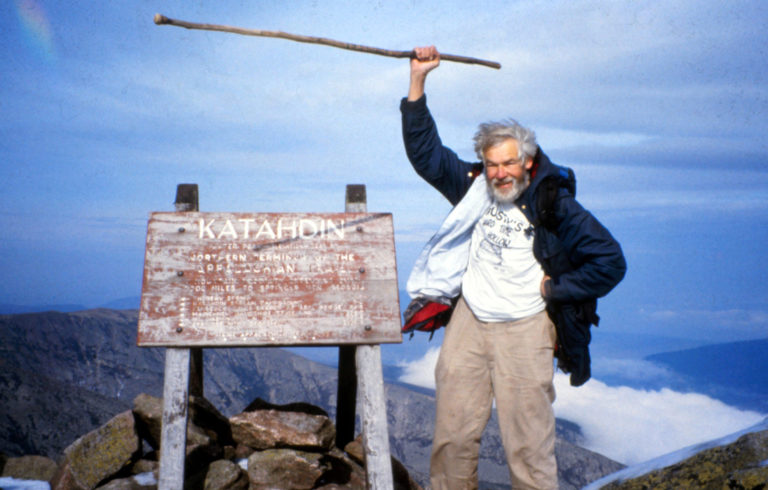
[0,394,421,490]
[598,428,768,489]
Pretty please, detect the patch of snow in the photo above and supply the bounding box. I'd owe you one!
[584,417,768,489]
[0,478,50,490]
[133,472,157,486]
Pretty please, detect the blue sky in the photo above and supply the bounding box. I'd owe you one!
[3,0,766,344]
[2,0,767,465]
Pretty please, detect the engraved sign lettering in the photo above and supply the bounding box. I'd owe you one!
[138,212,401,346]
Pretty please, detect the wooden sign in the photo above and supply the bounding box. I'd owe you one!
[138,212,401,347]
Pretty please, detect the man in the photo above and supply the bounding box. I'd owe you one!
[400,46,626,489]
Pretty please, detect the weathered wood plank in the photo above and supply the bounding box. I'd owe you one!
[158,347,191,489]
[138,212,400,347]
[357,344,394,489]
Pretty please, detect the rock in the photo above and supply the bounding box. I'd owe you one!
[727,465,768,488]
[5,386,423,490]
[128,459,157,476]
[52,410,140,490]
[343,436,422,490]
[233,444,254,461]
[311,449,367,489]
[342,438,364,466]
[132,393,231,450]
[189,396,234,447]
[131,393,165,450]
[203,460,248,490]
[185,443,224,477]
[230,406,335,451]
[2,454,59,482]
[247,449,331,489]
[51,461,85,490]
[602,429,768,489]
[95,475,155,489]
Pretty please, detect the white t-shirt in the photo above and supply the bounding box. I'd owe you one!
[461,201,546,322]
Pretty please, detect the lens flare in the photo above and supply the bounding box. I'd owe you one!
[15,0,56,62]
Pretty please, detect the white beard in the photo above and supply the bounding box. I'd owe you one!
[488,173,530,204]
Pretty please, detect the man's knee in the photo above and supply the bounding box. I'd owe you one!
[430,442,481,490]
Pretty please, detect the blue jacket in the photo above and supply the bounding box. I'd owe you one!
[401,95,627,386]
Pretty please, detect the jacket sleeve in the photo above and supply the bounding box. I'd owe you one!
[546,195,627,302]
[400,95,475,205]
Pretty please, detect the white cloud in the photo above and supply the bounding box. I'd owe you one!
[648,308,768,326]
[397,346,440,389]
[591,358,680,384]
[397,347,766,465]
[553,374,765,464]
[639,308,768,341]
[537,127,651,150]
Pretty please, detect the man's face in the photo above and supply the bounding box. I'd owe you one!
[483,139,533,203]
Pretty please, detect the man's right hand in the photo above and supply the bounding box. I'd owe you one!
[408,45,440,101]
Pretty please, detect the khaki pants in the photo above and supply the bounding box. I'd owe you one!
[430,297,558,490]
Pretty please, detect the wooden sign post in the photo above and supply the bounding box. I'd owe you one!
[139,184,400,489]
[173,184,203,398]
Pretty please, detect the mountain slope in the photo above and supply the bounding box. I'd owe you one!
[0,309,622,488]
[0,364,127,457]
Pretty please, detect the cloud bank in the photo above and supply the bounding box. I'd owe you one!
[397,347,766,465]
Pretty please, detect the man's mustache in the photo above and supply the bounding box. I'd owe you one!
[493,177,515,186]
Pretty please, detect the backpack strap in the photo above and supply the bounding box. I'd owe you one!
[536,167,575,231]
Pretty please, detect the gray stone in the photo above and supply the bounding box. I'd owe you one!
[203,460,248,490]
[129,459,157,476]
[189,396,234,446]
[230,409,335,451]
[53,410,140,490]
[727,465,768,489]
[601,429,768,489]
[133,393,232,449]
[343,436,422,490]
[95,475,155,489]
[132,393,231,451]
[51,461,86,490]
[314,447,367,489]
[2,454,59,482]
[247,449,331,489]
[131,393,164,450]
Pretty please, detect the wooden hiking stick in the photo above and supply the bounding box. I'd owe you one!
[154,14,501,70]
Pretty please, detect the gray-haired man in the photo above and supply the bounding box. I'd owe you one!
[401,46,626,489]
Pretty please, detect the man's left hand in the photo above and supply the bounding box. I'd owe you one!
[541,276,552,299]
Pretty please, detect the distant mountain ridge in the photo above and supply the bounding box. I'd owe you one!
[0,303,88,314]
[0,296,141,315]
[645,339,768,412]
[0,308,622,489]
